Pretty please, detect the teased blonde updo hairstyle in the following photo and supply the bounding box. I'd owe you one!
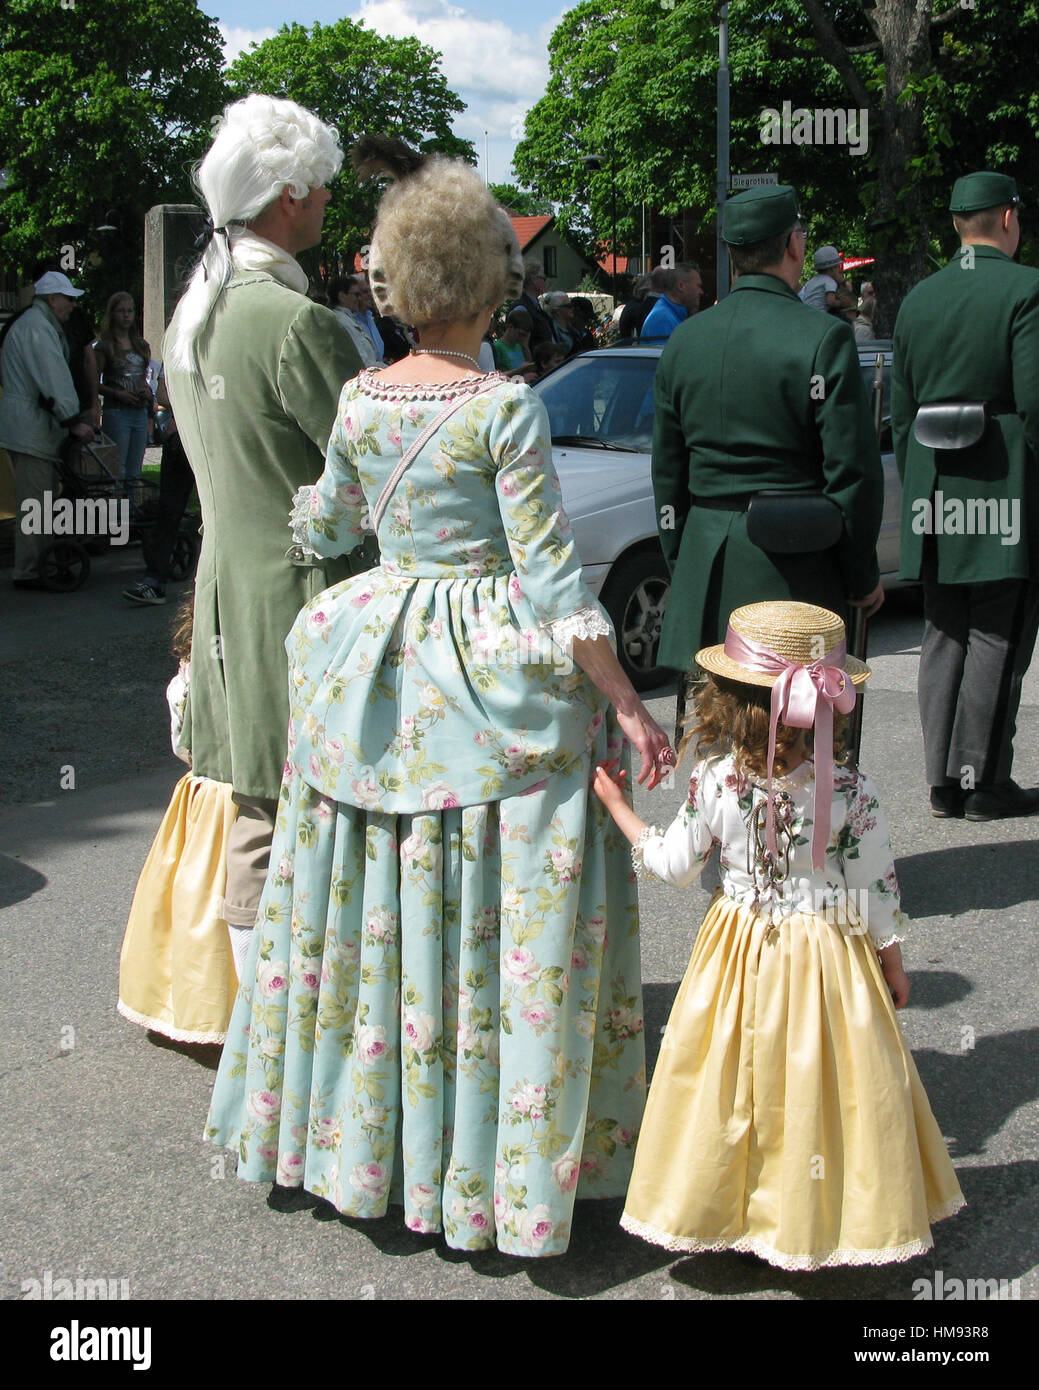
[352,137,524,328]
[166,94,343,373]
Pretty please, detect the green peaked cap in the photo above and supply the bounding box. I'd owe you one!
[722,185,801,246]
[949,171,1024,213]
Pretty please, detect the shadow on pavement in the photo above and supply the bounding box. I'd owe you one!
[913,1029,1039,1159]
[898,841,1039,917]
[0,852,47,908]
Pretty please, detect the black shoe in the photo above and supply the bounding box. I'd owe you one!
[123,580,166,605]
[930,785,965,818]
[963,781,1039,822]
[13,577,47,591]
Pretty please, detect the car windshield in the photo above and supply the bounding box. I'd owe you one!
[535,355,657,451]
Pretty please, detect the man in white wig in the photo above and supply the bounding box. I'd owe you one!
[163,94,370,977]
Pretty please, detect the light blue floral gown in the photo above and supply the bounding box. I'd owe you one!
[205,369,646,1256]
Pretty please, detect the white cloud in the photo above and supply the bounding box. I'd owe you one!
[354,1,548,108]
[219,24,278,66]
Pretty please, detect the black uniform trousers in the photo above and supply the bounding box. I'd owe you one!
[919,537,1039,787]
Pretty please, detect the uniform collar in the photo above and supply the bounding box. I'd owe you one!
[947,244,1014,265]
[730,273,802,301]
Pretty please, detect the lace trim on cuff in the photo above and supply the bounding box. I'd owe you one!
[544,606,612,649]
[632,825,663,880]
[872,931,906,951]
[288,484,318,558]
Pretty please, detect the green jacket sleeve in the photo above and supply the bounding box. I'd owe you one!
[650,348,690,574]
[891,308,916,484]
[277,303,362,455]
[1011,283,1039,460]
[812,322,884,599]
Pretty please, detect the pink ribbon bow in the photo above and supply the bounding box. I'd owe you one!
[722,626,858,871]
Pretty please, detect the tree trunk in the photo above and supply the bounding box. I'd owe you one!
[869,1,934,334]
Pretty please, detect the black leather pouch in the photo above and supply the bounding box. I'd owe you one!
[745,491,844,554]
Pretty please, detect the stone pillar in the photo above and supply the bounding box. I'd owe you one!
[143,204,206,360]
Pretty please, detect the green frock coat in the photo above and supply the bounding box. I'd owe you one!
[164,270,367,799]
[892,245,1039,584]
[652,274,883,667]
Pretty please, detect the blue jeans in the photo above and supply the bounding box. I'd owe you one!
[105,406,149,483]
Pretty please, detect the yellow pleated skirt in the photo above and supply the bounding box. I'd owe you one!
[621,892,964,1270]
[118,774,238,1045]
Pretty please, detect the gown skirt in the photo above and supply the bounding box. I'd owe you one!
[205,733,646,1258]
[118,773,239,1044]
[621,891,965,1270]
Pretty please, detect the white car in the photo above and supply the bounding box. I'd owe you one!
[533,344,901,689]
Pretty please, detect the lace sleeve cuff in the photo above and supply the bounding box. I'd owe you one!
[632,825,663,880]
[872,930,906,951]
[543,606,612,649]
[288,484,318,560]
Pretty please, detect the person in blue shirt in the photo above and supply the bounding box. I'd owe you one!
[639,263,703,341]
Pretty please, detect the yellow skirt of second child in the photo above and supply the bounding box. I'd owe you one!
[118,774,238,1045]
[621,892,964,1270]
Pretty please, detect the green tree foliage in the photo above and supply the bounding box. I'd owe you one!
[226,20,475,274]
[0,0,227,300]
[488,183,553,216]
[514,0,1039,319]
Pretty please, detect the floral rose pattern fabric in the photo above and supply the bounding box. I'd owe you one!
[636,755,907,949]
[205,371,645,1255]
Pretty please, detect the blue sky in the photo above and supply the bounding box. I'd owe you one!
[210,0,571,186]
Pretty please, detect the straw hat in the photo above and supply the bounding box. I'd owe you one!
[695,601,870,687]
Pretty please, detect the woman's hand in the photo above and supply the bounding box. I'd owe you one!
[615,702,674,790]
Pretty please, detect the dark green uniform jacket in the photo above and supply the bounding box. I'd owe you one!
[652,273,883,666]
[166,271,368,800]
[892,245,1039,584]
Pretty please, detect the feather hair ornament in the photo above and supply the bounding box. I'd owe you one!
[350,136,427,182]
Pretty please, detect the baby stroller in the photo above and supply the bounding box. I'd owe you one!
[37,431,199,592]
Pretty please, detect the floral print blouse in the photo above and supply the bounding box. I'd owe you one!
[635,754,908,948]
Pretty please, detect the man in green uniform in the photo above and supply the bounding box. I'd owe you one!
[652,184,885,687]
[893,171,1039,820]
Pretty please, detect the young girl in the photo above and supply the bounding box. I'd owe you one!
[594,600,964,1270]
[118,596,239,1043]
[94,292,152,485]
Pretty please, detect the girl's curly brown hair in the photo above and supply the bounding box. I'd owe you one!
[679,673,853,780]
[172,591,194,663]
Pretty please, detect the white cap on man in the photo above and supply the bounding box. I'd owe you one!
[34,270,84,297]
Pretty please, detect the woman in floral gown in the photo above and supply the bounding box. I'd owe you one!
[204,139,672,1256]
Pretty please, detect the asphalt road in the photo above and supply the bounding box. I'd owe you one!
[1,545,1036,1304]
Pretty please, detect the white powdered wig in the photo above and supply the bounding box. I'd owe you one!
[165,94,343,373]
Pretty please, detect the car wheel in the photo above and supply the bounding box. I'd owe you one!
[600,549,670,691]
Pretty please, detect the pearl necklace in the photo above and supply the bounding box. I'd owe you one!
[410,347,482,370]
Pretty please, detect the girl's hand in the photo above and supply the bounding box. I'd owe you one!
[878,942,910,1009]
[615,702,674,789]
[592,759,627,808]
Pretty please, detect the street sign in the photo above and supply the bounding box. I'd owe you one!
[730,173,778,189]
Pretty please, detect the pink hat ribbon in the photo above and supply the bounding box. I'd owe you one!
[723,626,857,871]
